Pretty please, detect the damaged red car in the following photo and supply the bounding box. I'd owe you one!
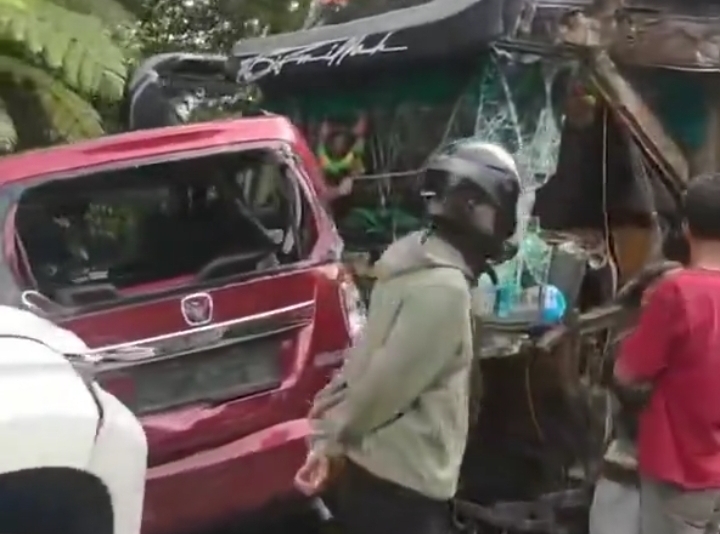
[0,116,365,534]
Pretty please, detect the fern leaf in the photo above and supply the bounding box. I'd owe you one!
[61,38,84,90]
[38,1,127,100]
[8,5,26,41]
[0,0,127,102]
[0,55,103,141]
[51,0,135,27]
[0,0,27,11]
[0,96,17,152]
[21,9,41,55]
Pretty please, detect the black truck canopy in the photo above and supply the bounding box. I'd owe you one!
[121,52,241,130]
[225,0,523,88]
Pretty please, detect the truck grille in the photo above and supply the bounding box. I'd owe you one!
[101,336,283,415]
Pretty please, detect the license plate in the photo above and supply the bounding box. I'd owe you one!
[112,336,283,415]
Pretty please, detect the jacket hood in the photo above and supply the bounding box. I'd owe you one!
[373,231,474,282]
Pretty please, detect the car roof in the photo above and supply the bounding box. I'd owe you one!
[0,115,301,185]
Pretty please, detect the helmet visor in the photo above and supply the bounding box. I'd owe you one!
[423,155,504,207]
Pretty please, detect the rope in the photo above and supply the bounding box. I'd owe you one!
[526,354,544,442]
[599,107,619,448]
[353,169,419,181]
[357,75,471,184]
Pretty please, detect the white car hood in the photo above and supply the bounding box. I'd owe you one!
[0,305,87,359]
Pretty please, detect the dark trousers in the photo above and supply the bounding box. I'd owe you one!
[334,460,455,534]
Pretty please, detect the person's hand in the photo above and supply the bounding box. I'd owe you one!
[294,451,330,496]
[640,280,662,307]
[639,262,682,306]
[309,390,344,419]
[337,177,353,196]
[616,260,682,309]
[309,380,345,419]
[351,160,365,177]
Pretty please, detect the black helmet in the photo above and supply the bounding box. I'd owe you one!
[423,140,521,261]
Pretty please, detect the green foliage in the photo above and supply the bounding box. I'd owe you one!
[133,0,313,55]
[0,0,320,152]
[342,206,421,244]
[0,94,15,151]
[52,0,135,26]
[0,55,104,140]
[0,0,131,151]
[319,0,430,25]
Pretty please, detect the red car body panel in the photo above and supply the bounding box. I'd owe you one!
[0,117,351,534]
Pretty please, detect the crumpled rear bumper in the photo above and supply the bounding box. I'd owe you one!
[141,418,311,534]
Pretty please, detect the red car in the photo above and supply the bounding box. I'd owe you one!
[0,116,365,534]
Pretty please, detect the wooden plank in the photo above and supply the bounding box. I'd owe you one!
[590,51,689,187]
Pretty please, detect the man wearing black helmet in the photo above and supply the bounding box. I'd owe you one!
[294,141,521,534]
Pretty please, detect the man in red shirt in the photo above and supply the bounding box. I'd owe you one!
[615,173,720,534]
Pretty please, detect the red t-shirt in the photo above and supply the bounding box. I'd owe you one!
[616,269,720,489]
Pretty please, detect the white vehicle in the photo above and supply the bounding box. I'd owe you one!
[0,305,147,534]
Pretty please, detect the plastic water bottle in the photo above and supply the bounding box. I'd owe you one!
[495,282,518,318]
[473,274,497,317]
[512,216,551,286]
[541,284,566,324]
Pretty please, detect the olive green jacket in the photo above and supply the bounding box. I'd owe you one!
[310,231,476,500]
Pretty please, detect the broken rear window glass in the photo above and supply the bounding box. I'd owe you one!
[15,149,306,306]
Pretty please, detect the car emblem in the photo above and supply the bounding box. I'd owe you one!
[181,293,213,326]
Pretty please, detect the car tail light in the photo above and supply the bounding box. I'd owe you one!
[339,268,366,342]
